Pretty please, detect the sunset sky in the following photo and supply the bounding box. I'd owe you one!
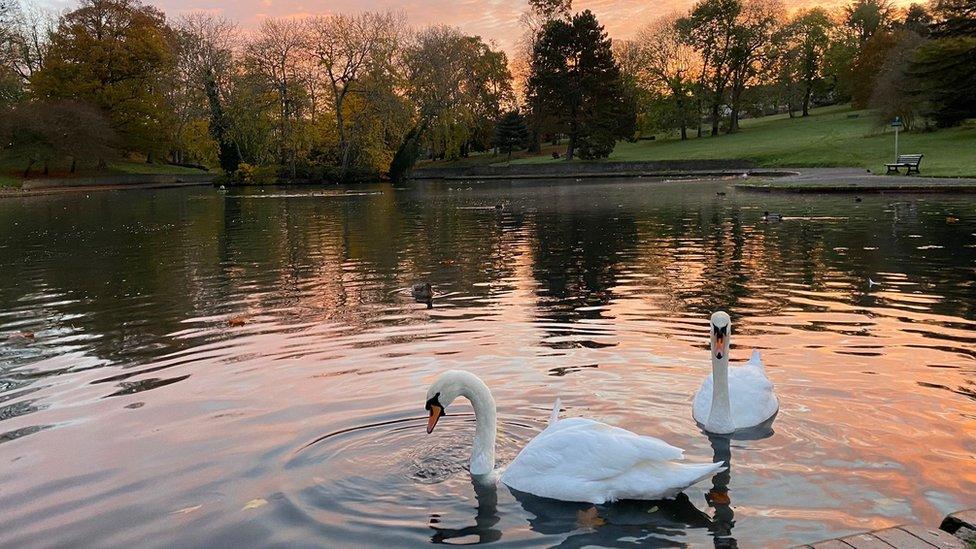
[42,0,918,52]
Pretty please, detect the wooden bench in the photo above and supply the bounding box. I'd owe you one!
[885,154,923,175]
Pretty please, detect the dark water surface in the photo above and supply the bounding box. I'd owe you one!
[0,179,974,548]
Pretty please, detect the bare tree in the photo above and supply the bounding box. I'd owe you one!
[309,11,403,180]
[244,18,310,177]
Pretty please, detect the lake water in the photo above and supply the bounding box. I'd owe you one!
[0,179,974,548]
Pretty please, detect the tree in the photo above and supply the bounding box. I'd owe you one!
[869,29,925,129]
[907,0,976,126]
[844,0,895,44]
[309,11,403,180]
[527,10,632,160]
[243,18,310,178]
[776,8,832,116]
[391,26,512,181]
[32,0,176,157]
[635,14,700,139]
[725,0,783,132]
[678,0,741,137]
[493,109,529,159]
[901,3,932,36]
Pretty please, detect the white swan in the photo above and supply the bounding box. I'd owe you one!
[425,370,725,504]
[692,311,779,434]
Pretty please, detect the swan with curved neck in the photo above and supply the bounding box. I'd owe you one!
[425,370,725,504]
[693,311,779,434]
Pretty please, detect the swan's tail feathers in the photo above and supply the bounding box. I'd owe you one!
[748,349,764,368]
[683,461,728,488]
[549,398,561,425]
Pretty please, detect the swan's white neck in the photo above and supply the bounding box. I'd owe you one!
[708,352,735,434]
[458,377,497,475]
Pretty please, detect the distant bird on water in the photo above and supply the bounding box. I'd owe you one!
[763,211,782,222]
[412,282,434,309]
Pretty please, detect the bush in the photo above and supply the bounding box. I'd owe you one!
[234,163,278,185]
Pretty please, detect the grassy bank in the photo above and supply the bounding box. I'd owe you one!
[0,159,211,188]
[427,105,976,177]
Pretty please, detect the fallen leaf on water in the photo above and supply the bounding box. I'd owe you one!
[242,498,267,511]
[171,505,202,515]
[228,315,248,327]
[707,489,731,505]
[576,506,606,529]
[646,506,659,513]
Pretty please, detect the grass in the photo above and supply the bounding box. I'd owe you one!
[495,105,976,177]
[0,157,210,188]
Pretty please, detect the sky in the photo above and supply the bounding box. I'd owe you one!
[37,0,918,53]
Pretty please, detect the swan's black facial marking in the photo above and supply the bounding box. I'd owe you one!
[425,393,445,414]
[425,392,446,434]
[713,324,728,359]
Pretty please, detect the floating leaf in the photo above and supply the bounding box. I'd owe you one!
[647,506,659,513]
[576,506,606,529]
[172,504,202,515]
[242,498,267,511]
[228,315,248,327]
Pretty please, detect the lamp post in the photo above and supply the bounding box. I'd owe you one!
[891,117,903,160]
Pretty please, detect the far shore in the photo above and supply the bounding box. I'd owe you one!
[0,173,214,198]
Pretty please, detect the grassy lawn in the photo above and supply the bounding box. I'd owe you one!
[0,157,210,188]
[506,105,976,177]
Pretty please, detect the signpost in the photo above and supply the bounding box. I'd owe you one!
[891,117,903,161]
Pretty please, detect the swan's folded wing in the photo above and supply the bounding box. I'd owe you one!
[505,418,685,484]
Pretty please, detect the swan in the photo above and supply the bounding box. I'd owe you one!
[424,370,725,504]
[692,312,779,434]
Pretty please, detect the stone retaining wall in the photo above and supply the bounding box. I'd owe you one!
[412,160,756,180]
[21,173,214,190]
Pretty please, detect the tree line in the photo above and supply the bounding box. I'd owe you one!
[0,0,973,182]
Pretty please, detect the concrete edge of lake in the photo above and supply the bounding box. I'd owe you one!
[1,173,215,197]
[410,160,772,181]
[793,508,976,548]
[737,167,976,193]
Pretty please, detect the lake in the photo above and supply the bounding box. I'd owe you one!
[0,179,973,547]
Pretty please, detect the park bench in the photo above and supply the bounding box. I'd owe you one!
[885,154,923,175]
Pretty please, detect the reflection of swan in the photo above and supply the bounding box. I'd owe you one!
[429,476,501,544]
[425,371,725,504]
[705,434,735,548]
[693,312,778,434]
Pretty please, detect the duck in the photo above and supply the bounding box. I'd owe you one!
[762,211,782,222]
[411,282,433,309]
[692,312,778,434]
[424,370,725,504]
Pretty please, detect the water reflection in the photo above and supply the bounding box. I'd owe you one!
[0,181,974,547]
[430,476,502,544]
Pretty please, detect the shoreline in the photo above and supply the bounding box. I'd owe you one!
[1,173,215,198]
[413,163,976,193]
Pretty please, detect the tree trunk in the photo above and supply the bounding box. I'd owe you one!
[674,90,688,141]
[728,105,739,134]
[710,102,721,137]
[336,90,350,181]
[802,81,812,117]
[23,159,34,178]
[70,158,77,174]
[43,161,49,176]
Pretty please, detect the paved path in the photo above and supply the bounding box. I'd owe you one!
[738,168,976,193]
[795,509,976,548]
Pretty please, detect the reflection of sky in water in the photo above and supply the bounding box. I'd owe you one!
[0,180,973,547]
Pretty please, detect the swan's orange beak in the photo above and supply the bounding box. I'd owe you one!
[426,405,443,434]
